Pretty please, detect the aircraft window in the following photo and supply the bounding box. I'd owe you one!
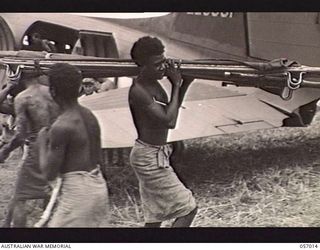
[22,35,29,46]
[24,33,58,53]
[79,30,119,58]
[22,21,78,54]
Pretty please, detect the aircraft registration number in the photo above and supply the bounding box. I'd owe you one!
[186,12,234,18]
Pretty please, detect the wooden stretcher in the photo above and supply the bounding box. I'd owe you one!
[1,50,320,100]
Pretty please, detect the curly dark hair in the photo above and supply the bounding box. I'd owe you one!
[48,63,82,100]
[130,36,165,66]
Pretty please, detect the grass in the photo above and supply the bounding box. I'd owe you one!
[1,116,320,227]
[104,115,320,227]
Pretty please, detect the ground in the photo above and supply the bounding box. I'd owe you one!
[1,116,320,227]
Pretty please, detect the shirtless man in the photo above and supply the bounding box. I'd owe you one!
[38,63,108,227]
[0,73,60,227]
[128,36,197,227]
[0,75,28,158]
[0,77,23,144]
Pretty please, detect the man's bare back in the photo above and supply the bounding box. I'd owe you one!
[39,63,108,227]
[0,77,60,227]
[15,84,60,137]
[39,63,105,181]
[0,78,60,161]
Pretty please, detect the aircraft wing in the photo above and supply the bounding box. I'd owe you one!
[79,79,289,148]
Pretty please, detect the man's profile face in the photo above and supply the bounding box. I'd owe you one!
[144,54,166,80]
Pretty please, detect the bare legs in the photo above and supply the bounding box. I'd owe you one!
[11,200,28,227]
[2,197,49,227]
[2,199,28,228]
[2,199,14,227]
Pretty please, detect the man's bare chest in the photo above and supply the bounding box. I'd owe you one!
[147,84,168,104]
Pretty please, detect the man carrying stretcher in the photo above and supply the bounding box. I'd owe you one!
[0,72,60,227]
[128,36,198,227]
[38,63,109,227]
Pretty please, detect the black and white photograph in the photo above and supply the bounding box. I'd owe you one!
[0,11,319,242]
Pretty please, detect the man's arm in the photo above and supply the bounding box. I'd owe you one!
[0,101,14,115]
[39,123,68,181]
[162,61,186,128]
[0,96,28,162]
[0,79,20,115]
[163,76,195,128]
[132,63,182,128]
[178,76,194,107]
[0,84,13,104]
[132,83,179,129]
[0,72,22,103]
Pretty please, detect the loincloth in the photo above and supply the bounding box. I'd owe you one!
[130,140,197,223]
[48,167,109,227]
[14,139,51,201]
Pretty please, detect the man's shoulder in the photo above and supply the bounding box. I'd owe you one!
[32,84,50,96]
[129,82,153,106]
[51,116,73,134]
[15,85,47,99]
[79,105,93,114]
[79,105,98,122]
[38,85,54,100]
[130,82,146,97]
[15,90,30,104]
[55,106,96,125]
[48,120,72,142]
[15,85,51,105]
[38,84,49,91]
